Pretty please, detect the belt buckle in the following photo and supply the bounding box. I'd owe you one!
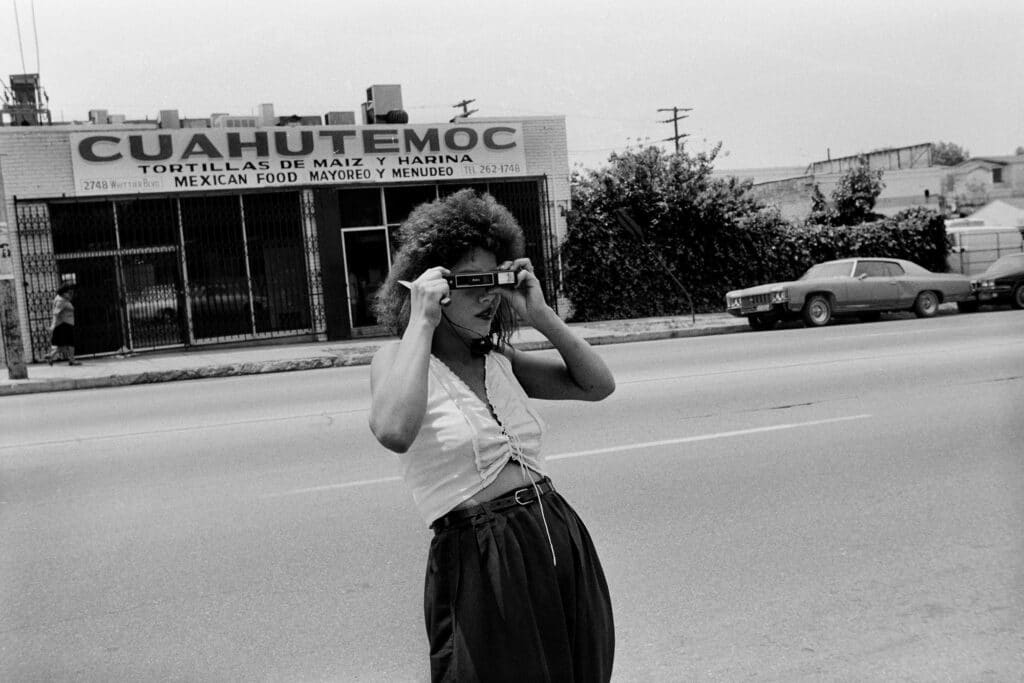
[514,487,534,505]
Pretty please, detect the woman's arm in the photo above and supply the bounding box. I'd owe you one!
[368,267,450,452]
[369,322,433,453]
[499,259,615,401]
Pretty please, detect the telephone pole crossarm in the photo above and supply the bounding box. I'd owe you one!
[657,106,694,153]
[450,98,478,122]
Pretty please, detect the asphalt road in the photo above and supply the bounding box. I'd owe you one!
[2,310,1022,681]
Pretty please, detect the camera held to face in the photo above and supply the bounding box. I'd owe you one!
[444,271,517,289]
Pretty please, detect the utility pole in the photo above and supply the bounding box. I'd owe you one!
[657,106,693,153]
[450,98,478,123]
[0,155,28,380]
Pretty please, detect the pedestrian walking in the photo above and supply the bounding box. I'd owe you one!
[46,283,81,366]
[369,189,616,682]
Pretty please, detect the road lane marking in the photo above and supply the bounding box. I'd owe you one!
[548,414,871,460]
[270,414,871,497]
[265,475,402,497]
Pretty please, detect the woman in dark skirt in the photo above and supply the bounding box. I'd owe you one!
[369,190,616,682]
[46,283,81,366]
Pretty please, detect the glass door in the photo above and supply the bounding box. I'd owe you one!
[341,228,391,333]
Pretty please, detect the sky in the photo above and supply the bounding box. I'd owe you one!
[2,0,1023,172]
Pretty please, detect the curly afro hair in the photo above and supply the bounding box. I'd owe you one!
[373,189,525,344]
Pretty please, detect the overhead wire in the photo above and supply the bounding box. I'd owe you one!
[12,0,27,72]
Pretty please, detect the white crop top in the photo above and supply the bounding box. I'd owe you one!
[398,352,548,525]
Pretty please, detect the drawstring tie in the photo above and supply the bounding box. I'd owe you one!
[507,430,557,566]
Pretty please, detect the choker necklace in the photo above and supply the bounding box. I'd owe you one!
[469,336,495,357]
[443,313,495,358]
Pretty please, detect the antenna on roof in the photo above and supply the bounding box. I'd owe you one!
[31,0,41,73]
[12,0,28,72]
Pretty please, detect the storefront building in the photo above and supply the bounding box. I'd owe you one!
[0,91,570,362]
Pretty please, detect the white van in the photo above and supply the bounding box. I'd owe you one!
[945,223,1024,276]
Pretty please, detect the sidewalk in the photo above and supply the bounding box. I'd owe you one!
[0,313,748,396]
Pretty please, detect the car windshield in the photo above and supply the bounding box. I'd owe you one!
[984,253,1024,275]
[800,262,853,280]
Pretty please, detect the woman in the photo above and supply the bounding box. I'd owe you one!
[46,283,81,366]
[369,190,616,682]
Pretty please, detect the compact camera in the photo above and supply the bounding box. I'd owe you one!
[444,270,518,289]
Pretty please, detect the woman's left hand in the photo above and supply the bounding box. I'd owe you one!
[497,258,549,323]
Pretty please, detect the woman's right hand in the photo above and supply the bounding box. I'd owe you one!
[404,266,451,328]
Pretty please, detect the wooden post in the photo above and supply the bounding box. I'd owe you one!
[0,155,28,380]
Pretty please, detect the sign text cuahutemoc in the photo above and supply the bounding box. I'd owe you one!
[69,123,528,196]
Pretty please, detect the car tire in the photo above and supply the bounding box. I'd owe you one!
[957,300,980,313]
[1012,283,1024,310]
[801,295,832,327]
[748,313,779,331]
[913,291,940,318]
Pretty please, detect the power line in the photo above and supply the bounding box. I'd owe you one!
[657,106,693,153]
[31,0,40,73]
[12,0,27,72]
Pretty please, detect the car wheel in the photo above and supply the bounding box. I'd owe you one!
[913,291,940,318]
[801,295,832,327]
[748,313,779,331]
[1012,283,1024,310]
[957,300,980,313]
[858,311,882,323]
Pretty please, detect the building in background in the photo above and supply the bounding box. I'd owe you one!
[719,144,1024,222]
[1,80,571,362]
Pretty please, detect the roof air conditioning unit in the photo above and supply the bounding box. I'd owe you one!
[363,84,406,124]
[325,111,356,125]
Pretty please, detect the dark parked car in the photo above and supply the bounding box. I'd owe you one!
[973,253,1024,309]
[725,257,976,330]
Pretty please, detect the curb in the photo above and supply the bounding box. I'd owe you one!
[0,322,748,396]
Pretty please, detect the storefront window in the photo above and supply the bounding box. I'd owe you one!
[116,197,179,249]
[438,183,490,198]
[242,191,310,333]
[343,229,390,328]
[384,185,437,226]
[338,187,383,227]
[180,195,249,339]
[50,201,116,253]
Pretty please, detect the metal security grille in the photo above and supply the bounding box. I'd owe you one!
[487,178,560,313]
[16,190,321,360]
[13,202,61,360]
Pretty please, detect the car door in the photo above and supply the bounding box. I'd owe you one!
[886,262,918,307]
[849,260,897,309]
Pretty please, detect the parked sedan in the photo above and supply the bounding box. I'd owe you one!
[125,282,267,323]
[973,253,1024,309]
[725,257,976,330]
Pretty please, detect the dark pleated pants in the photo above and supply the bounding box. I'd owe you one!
[424,491,614,682]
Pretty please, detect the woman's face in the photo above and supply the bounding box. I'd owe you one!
[444,247,501,338]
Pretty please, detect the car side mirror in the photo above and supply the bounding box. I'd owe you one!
[857,273,868,280]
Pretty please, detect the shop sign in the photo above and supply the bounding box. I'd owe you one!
[69,123,529,196]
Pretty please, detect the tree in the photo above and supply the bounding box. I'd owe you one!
[807,183,834,226]
[830,155,885,226]
[562,144,789,320]
[1015,145,1024,156]
[931,141,969,166]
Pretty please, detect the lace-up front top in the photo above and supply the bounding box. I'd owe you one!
[398,352,547,525]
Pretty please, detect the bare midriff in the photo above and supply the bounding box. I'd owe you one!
[453,461,545,510]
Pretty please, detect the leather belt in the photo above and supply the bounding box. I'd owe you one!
[431,478,555,532]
